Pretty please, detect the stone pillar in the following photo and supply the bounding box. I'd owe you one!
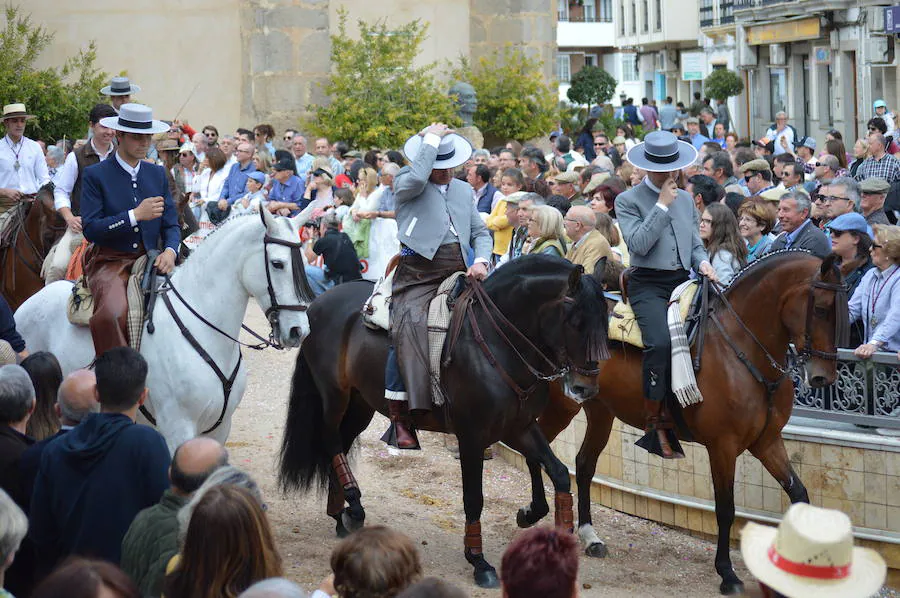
[469,0,558,85]
[239,0,331,132]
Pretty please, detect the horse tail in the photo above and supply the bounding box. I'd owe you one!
[278,349,330,493]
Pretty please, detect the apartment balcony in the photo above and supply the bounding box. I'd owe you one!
[558,17,616,48]
[700,0,736,29]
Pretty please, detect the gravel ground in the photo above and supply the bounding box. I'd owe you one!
[227,303,896,597]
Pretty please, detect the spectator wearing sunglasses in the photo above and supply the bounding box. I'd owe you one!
[740,159,774,198]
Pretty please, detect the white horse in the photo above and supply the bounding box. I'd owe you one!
[15,208,312,452]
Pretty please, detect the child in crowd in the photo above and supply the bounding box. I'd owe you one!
[231,172,267,216]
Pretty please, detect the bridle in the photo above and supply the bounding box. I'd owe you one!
[262,233,315,348]
[447,278,604,401]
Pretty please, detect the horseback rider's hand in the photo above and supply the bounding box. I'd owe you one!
[65,215,83,233]
[658,178,678,207]
[467,261,489,281]
[217,199,229,212]
[134,196,166,221]
[0,188,22,202]
[154,249,176,275]
[699,261,719,283]
[420,123,454,138]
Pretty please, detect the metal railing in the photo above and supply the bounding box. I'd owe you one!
[559,14,615,23]
[734,0,796,7]
[790,348,900,430]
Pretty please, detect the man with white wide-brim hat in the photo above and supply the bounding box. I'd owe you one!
[741,503,886,598]
[615,130,719,459]
[0,103,50,207]
[80,103,180,356]
[100,76,141,113]
[380,123,492,450]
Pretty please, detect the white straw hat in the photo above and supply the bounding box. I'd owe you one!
[99,103,168,135]
[403,132,472,170]
[740,503,886,598]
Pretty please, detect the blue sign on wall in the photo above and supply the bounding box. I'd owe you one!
[886,6,900,34]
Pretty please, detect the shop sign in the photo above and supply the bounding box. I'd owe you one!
[812,46,831,65]
[746,17,821,45]
[886,6,900,34]
[681,51,706,81]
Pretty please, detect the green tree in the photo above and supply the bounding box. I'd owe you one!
[450,46,557,142]
[305,9,459,149]
[566,66,617,109]
[0,6,107,142]
[703,69,744,101]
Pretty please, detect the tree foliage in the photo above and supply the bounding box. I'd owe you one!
[305,9,459,149]
[704,69,744,101]
[566,66,617,108]
[449,46,557,142]
[0,6,107,142]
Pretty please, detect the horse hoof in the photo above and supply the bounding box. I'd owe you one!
[335,518,350,539]
[341,510,364,533]
[516,508,533,528]
[585,542,608,558]
[474,567,499,589]
[719,579,744,595]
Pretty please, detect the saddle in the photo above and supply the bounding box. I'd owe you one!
[67,250,164,352]
[608,278,701,349]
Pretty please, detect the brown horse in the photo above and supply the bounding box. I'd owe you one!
[517,250,848,595]
[0,193,64,310]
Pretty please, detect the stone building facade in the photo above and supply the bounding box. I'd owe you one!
[26,0,556,135]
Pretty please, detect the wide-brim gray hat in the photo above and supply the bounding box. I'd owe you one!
[403,132,472,169]
[625,131,698,173]
[100,103,168,135]
[101,76,141,96]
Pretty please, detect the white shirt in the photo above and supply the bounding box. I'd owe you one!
[0,135,50,195]
[52,140,113,210]
[194,167,229,201]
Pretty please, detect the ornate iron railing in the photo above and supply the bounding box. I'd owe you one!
[790,348,900,429]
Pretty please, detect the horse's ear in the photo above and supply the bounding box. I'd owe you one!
[567,264,584,296]
[820,253,841,281]
[591,257,607,285]
[260,205,277,232]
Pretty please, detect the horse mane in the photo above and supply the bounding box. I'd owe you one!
[723,248,816,293]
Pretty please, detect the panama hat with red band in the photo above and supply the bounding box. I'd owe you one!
[740,503,886,598]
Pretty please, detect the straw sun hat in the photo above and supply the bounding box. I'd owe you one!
[740,503,886,598]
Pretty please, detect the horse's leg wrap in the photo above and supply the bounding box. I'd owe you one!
[554,492,574,532]
[464,520,483,555]
[332,453,359,491]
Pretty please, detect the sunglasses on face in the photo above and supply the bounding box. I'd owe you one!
[744,174,755,181]
[872,242,884,249]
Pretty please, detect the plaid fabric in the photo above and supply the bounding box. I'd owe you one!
[854,154,900,183]
[668,280,702,407]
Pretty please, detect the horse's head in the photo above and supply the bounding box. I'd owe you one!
[557,257,610,402]
[783,253,848,387]
[243,209,313,348]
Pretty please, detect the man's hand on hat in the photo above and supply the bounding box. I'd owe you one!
[134,196,165,221]
[420,123,454,138]
[658,178,678,207]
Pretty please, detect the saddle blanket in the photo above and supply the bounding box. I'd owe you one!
[608,280,698,349]
[362,270,466,407]
[67,255,148,352]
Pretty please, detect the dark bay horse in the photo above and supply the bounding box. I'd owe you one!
[0,193,64,309]
[278,255,609,588]
[517,251,848,595]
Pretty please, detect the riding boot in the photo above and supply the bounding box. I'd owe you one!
[383,400,420,450]
[635,398,684,460]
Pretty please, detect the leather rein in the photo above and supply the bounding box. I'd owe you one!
[141,233,311,433]
[446,278,601,401]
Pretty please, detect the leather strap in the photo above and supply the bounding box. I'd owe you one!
[554,492,574,531]
[464,521,483,553]
[331,453,359,491]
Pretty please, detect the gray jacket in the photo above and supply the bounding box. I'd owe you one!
[394,142,492,262]
[767,219,831,258]
[615,180,708,271]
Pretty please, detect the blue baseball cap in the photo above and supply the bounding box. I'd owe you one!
[874,99,887,110]
[827,212,873,238]
[246,171,266,185]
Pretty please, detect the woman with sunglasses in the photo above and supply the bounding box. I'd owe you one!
[848,224,900,360]
[827,213,874,346]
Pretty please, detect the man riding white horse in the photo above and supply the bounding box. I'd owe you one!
[80,103,180,356]
[383,122,492,449]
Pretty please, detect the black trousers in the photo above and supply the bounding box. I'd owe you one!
[628,268,689,402]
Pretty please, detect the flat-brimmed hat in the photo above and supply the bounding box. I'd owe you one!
[583,172,612,196]
[827,212,873,237]
[101,104,168,135]
[741,159,772,174]
[740,503,886,598]
[2,104,35,121]
[403,131,472,170]
[100,76,141,97]
[625,131,698,173]
[860,177,890,194]
[156,139,180,153]
[760,187,789,202]
[502,191,528,205]
[553,171,579,184]
[685,116,700,125]
[794,136,816,151]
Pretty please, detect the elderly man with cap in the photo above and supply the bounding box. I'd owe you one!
[0,103,50,211]
[741,159,776,197]
[266,158,305,216]
[382,122,491,449]
[80,104,180,356]
[859,177,892,226]
[615,131,718,459]
[551,170,584,206]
